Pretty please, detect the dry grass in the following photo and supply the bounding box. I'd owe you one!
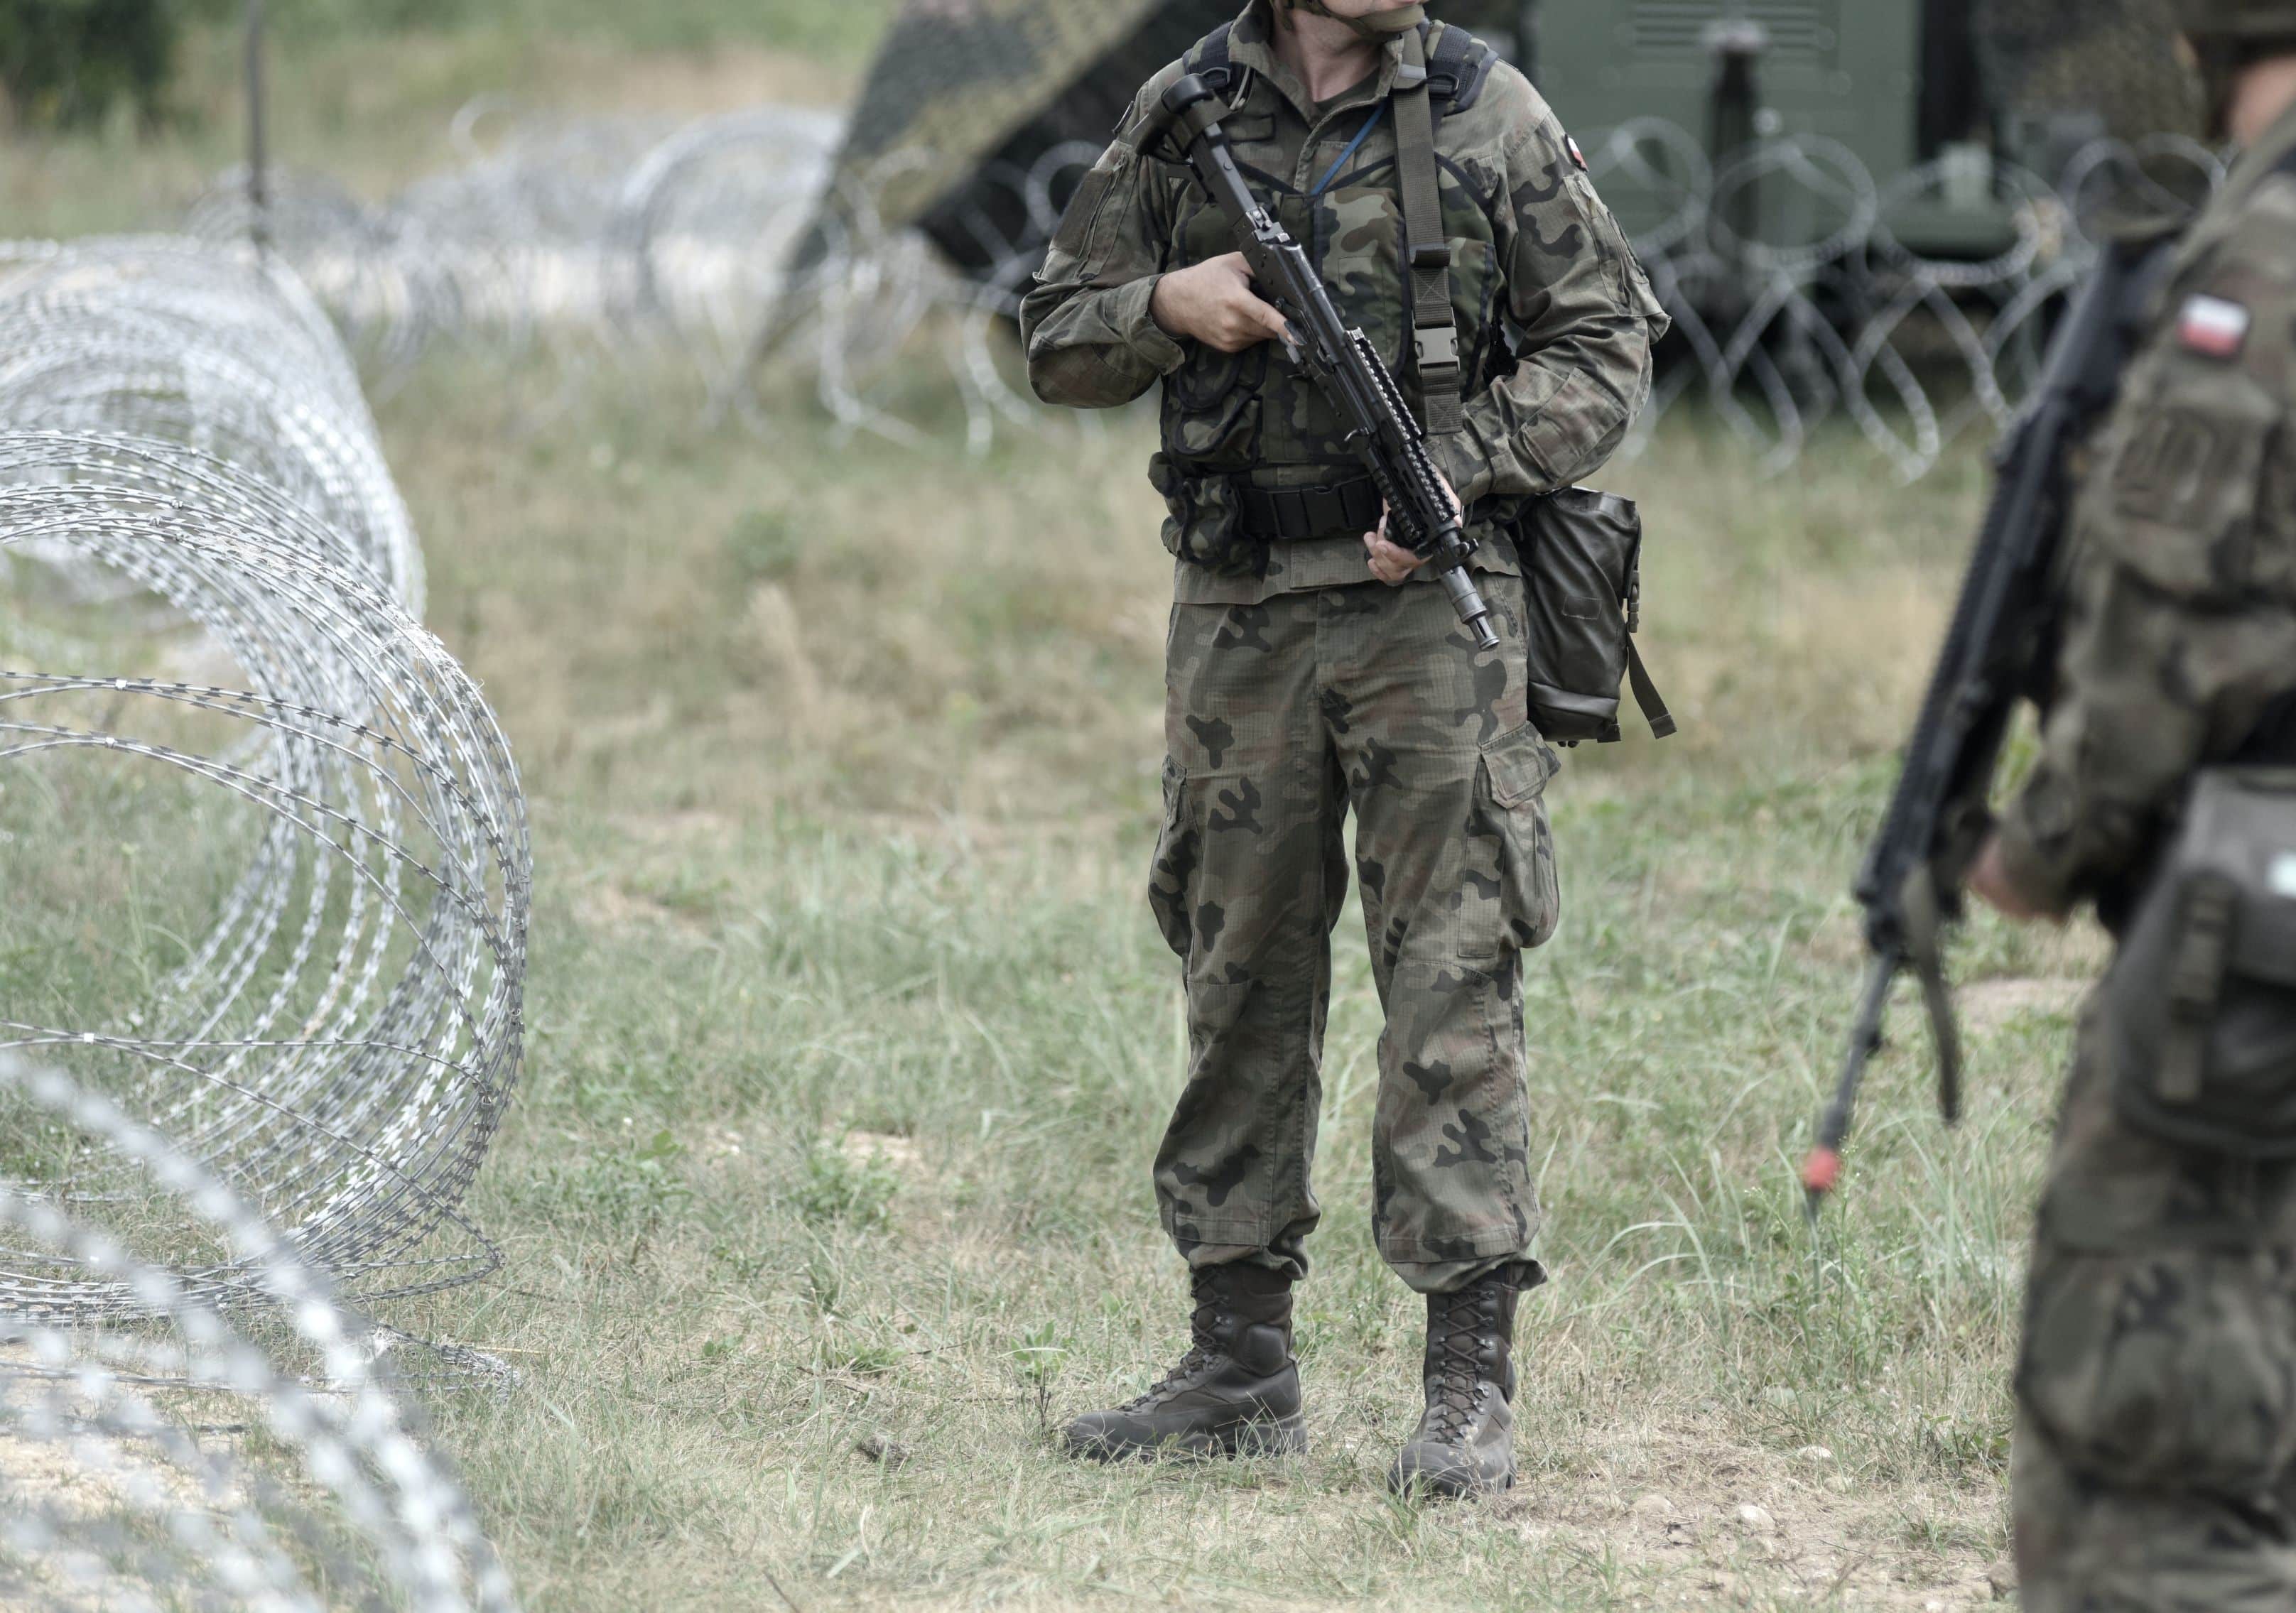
[0,15,2096,1610]
[298,353,2065,1611]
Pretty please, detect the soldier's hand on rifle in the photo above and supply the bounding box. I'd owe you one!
[1363,472,1461,586]
[1149,254,1291,353]
[1968,830,2057,924]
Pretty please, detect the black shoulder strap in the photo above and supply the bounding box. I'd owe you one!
[1185,21,1240,99]
[1421,21,1496,117]
[1394,28,1462,435]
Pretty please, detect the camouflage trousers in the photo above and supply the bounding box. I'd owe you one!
[1147,573,1560,1297]
[2014,992,2296,1609]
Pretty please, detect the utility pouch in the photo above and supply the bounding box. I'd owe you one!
[2109,768,2296,1154]
[1514,489,1677,746]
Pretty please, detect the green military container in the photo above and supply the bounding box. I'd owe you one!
[1534,1,1927,176]
[1525,0,2198,265]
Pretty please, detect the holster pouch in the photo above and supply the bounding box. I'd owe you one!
[1514,489,1676,745]
[2109,768,2296,1154]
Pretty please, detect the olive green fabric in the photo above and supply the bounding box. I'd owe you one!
[2014,999,2296,1607]
[1022,1,1655,1300]
[1996,97,2296,913]
[1019,0,1667,607]
[1148,575,1559,1296]
[1996,93,2296,1604]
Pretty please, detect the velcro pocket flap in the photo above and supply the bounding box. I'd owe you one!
[2094,369,2279,602]
[1484,724,1560,809]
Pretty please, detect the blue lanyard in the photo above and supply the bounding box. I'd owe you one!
[1309,100,1389,197]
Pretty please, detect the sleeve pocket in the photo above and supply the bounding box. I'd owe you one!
[2094,371,2280,602]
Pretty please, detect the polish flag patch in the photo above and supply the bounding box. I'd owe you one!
[2177,294,2252,359]
[1565,134,1588,172]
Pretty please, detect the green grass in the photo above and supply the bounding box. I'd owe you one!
[0,16,2093,1609]
[0,1,897,240]
[55,350,2063,1611]
[4,352,2087,1607]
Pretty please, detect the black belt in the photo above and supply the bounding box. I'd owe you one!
[1230,474,1385,542]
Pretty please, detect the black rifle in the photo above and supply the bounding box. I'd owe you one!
[1156,74,1499,651]
[1802,233,2177,1214]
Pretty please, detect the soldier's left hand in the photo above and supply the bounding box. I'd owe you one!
[1364,473,1461,586]
[1968,831,2057,925]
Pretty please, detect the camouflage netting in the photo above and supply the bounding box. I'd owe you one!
[819,0,1524,278]
[1978,0,2204,143]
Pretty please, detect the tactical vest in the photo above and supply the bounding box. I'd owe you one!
[1180,18,1497,441]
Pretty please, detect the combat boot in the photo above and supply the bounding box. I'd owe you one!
[1063,1265,1305,1461]
[1387,1263,1535,1497]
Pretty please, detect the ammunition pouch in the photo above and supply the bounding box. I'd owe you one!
[1152,467,1391,571]
[1512,489,1677,746]
[2109,768,2296,1153]
[1149,455,1265,576]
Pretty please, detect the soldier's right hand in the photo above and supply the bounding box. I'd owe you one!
[1149,254,1291,354]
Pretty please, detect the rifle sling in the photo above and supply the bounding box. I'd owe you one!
[1900,864,1965,1126]
[1392,29,1461,437]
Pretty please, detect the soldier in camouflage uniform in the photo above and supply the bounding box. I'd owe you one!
[1019,0,1664,1494]
[1968,1,2296,1601]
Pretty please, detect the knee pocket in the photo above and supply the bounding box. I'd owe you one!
[1475,724,1562,953]
[1149,759,1267,965]
[2020,1243,2296,1495]
[1149,759,1200,960]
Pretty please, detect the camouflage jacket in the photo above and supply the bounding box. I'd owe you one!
[1998,99,2296,916]
[1017,1,1667,605]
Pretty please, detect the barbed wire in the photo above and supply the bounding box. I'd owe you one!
[187,102,2226,482]
[0,235,531,1316]
[1,431,529,1310]
[1593,127,2225,480]
[0,236,528,1600]
[0,1051,517,1612]
[0,237,422,609]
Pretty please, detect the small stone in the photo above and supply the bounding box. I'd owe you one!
[1735,1503,1777,1534]
[855,1433,910,1470]
[1759,1385,1797,1411]
[1795,1444,1834,1465]
[1925,1602,1946,1612]
[1987,1559,2019,1601]
[1630,1493,1676,1522]
[1823,1473,1853,1494]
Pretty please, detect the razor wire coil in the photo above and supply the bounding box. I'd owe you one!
[0,1053,517,1612]
[0,235,526,1602]
[188,100,2226,484]
[0,240,529,1310]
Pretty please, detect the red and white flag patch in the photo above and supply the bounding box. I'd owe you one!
[1565,134,1588,172]
[2177,294,2252,359]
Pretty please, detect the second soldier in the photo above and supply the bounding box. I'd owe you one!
[1021,0,1665,1495]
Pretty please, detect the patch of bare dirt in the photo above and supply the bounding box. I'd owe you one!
[1959,978,2086,1034]
[840,1130,924,1174]
[1490,1431,2005,1609]
[571,878,683,933]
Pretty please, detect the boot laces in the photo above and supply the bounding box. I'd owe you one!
[1119,1281,1225,1411]
[1424,1287,1492,1446]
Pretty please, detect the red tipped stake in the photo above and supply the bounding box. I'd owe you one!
[1801,1148,1842,1198]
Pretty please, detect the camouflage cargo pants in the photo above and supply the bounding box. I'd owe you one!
[2015,992,2296,1609]
[1148,573,1559,1297]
